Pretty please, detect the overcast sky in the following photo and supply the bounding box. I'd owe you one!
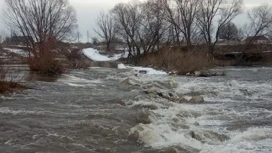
[1,0,272,42]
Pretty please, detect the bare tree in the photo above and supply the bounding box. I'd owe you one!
[0,31,6,45]
[0,32,6,58]
[196,0,243,54]
[112,0,168,62]
[75,31,82,43]
[218,22,239,40]
[95,12,116,52]
[242,4,272,46]
[112,2,143,58]
[92,37,99,46]
[0,35,4,45]
[4,0,77,58]
[0,36,3,57]
[164,0,200,48]
[138,0,168,53]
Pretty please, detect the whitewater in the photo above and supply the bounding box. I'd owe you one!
[129,67,272,153]
[0,59,272,152]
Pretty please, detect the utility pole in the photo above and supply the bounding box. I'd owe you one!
[77,31,81,43]
[87,31,90,43]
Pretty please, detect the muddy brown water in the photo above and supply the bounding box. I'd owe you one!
[1,66,272,153]
[0,67,150,153]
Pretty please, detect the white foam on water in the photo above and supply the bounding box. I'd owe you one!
[199,127,272,153]
[175,78,272,102]
[117,63,126,69]
[60,75,102,87]
[131,101,272,152]
[129,100,165,109]
[0,107,41,115]
[131,123,203,149]
[130,67,272,152]
[117,63,168,75]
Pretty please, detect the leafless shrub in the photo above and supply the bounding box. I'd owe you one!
[163,0,200,48]
[112,0,168,63]
[196,0,243,54]
[28,55,64,76]
[0,64,6,81]
[0,60,26,94]
[4,0,77,75]
[139,47,212,75]
[218,22,240,41]
[95,12,116,52]
[58,46,90,69]
[242,5,272,48]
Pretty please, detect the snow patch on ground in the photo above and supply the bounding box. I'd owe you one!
[82,48,126,62]
[82,48,167,75]
[117,63,127,69]
[4,48,29,57]
[117,63,167,75]
[132,66,167,75]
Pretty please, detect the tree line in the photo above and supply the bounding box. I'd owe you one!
[2,0,272,72]
[3,0,77,74]
[95,0,272,60]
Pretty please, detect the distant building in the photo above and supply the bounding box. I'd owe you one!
[217,40,241,45]
[5,36,32,46]
[244,35,269,44]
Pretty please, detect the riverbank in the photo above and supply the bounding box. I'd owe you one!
[136,48,272,75]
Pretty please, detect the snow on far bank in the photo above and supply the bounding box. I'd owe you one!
[133,66,167,75]
[83,48,127,62]
[118,63,127,69]
[118,63,167,75]
[82,48,167,75]
[3,48,30,57]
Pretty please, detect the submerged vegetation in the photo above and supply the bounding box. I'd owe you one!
[4,0,77,75]
[0,81,26,94]
[0,48,26,94]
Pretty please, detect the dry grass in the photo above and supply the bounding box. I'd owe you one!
[139,47,213,75]
[0,59,26,94]
[27,43,64,76]
[0,81,26,94]
[214,59,237,67]
[59,47,91,69]
[28,56,64,76]
[28,43,92,75]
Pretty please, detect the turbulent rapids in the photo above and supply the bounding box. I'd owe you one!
[0,66,272,153]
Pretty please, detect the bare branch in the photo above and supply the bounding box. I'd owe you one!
[95,12,116,52]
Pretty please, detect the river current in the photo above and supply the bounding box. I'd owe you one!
[0,67,272,153]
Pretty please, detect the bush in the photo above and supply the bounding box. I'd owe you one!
[0,81,26,94]
[28,56,64,76]
[0,44,26,94]
[58,46,91,69]
[0,65,26,94]
[139,47,213,75]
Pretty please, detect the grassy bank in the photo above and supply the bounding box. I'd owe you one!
[138,48,213,75]
[135,45,272,75]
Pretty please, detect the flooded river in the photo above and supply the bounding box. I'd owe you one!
[0,67,272,153]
